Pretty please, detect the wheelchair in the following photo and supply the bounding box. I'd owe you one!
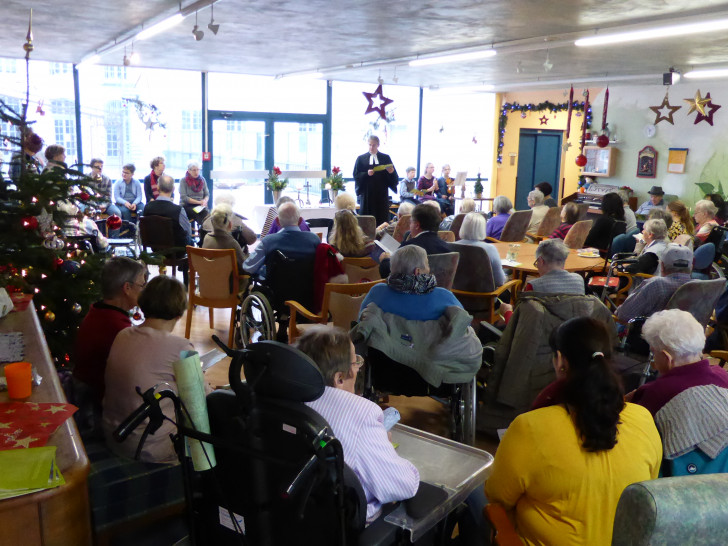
[236,249,317,347]
[114,337,459,545]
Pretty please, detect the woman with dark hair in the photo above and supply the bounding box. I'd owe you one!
[548,201,579,240]
[583,192,626,254]
[535,181,557,207]
[330,209,375,257]
[486,317,661,545]
[143,156,166,202]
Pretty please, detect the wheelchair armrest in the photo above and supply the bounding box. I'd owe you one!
[484,504,522,546]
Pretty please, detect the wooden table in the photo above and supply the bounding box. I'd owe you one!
[0,304,92,546]
[493,241,606,291]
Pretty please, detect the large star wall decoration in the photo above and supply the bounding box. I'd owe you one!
[694,92,722,126]
[649,94,681,125]
[363,84,393,120]
[684,90,711,116]
[539,115,549,125]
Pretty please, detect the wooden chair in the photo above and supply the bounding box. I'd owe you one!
[487,210,532,243]
[427,252,460,290]
[563,219,593,249]
[673,233,694,248]
[450,242,522,324]
[437,230,456,242]
[576,202,590,221]
[484,504,523,546]
[392,214,411,243]
[260,206,277,238]
[184,247,245,348]
[286,280,384,343]
[528,206,562,241]
[341,256,381,283]
[138,215,187,277]
[449,213,466,240]
[356,215,377,239]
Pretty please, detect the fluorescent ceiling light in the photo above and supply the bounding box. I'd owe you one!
[684,68,728,79]
[575,18,728,47]
[410,50,496,67]
[434,84,495,94]
[136,14,184,41]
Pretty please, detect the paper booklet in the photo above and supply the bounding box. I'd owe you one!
[372,164,393,172]
[375,233,400,255]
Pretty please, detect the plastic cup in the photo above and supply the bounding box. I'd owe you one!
[5,361,32,399]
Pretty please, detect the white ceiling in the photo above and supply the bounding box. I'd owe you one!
[5,0,728,90]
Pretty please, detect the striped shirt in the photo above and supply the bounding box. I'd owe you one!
[549,222,573,240]
[306,386,420,521]
[615,272,692,323]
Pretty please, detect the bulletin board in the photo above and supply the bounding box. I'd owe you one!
[667,148,688,174]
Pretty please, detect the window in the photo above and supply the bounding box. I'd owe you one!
[208,73,327,114]
[0,59,17,73]
[182,110,201,131]
[104,66,126,81]
[50,63,70,75]
[106,130,119,158]
[54,119,76,156]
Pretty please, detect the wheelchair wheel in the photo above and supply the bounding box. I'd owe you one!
[239,291,275,347]
[452,378,476,446]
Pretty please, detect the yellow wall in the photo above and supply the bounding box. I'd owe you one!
[492,88,603,205]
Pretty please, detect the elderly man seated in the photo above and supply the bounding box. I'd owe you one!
[243,201,321,277]
[354,246,481,387]
[526,189,549,233]
[615,244,693,324]
[526,239,585,294]
[629,309,728,475]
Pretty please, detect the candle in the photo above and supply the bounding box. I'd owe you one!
[602,87,609,131]
[566,85,574,140]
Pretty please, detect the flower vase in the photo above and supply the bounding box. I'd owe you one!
[475,193,483,199]
[272,190,281,204]
[329,189,338,204]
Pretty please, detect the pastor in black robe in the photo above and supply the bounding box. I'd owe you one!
[353,151,398,225]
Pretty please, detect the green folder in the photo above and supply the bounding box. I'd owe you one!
[0,446,65,500]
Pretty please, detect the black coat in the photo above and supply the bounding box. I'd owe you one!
[353,152,398,225]
[379,231,452,278]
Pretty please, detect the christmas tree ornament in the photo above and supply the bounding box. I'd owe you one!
[132,311,142,321]
[44,310,55,322]
[22,216,38,230]
[72,303,82,314]
[596,134,610,148]
[363,84,394,120]
[575,154,588,167]
[106,214,122,230]
[684,90,710,116]
[693,92,721,126]
[78,191,90,201]
[60,260,81,274]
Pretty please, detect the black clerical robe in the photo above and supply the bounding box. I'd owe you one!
[353,152,398,225]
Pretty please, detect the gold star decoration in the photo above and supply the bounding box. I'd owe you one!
[45,405,67,414]
[649,94,682,125]
[684,90,710,116]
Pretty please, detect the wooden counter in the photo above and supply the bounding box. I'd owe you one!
[0,303,92,546]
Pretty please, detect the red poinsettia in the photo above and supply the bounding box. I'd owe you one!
[267,166,288,191]
[332,166,341,174]
[273,166,282,176]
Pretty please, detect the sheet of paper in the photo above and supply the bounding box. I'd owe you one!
[375,233,400,254]
[372,163,393,172]
[0,332,24,363]
[453,171,467,186]
[500,259,521,267]
[193,205,205,213]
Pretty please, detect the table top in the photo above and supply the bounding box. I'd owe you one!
[492,241,606,274]
[385,424,493,541]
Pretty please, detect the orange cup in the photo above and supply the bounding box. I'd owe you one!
[5,361,32,399]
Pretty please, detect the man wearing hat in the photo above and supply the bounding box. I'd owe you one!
[615,243,693,324]
[636,186,666,216]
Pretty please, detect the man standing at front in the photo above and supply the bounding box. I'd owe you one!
[353,135,398,225]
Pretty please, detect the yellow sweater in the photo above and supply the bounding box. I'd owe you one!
[485,403,661,546]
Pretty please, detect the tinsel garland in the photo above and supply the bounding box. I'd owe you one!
[497,100,592,164]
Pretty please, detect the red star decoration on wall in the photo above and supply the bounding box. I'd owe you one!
[539,115,549,125]
[649,94,681,125]
[363,84,393,120]
[694,92,721,126]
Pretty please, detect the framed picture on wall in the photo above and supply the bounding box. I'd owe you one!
[636,146,657,178]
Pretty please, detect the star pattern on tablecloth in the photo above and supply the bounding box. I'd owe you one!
[0,402,77,450]
[45,405,67,414]
[12,436,37,448]
[0,422,10,429]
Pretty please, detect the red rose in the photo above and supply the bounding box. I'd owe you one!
[273,166,282,176]
[332,166,340,174]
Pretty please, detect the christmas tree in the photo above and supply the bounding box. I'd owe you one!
[0,16,105,367]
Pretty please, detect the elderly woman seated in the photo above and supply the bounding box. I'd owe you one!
[334,192,357,211]
[376,200,415,238]
[457,212,505,287]
[694,198,720,243]
[526,189,549,233]
[548,201,580,240]
[102,276,210,463]
[486,317,661,545]
[627,218,668,275]
[629,309,728,476]
[440,197,475,231]
[294,325,420,523]
[200,191,256,253]
[485,196,512,240]
[268,196,311,235]
[329,209,375,257]
[202,204,247,270]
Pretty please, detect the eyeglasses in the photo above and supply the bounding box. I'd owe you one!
[91,165,102,170]
[130,281,147,289]
[352,354,364,370]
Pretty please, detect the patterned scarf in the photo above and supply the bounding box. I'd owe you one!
[149,171,160,199]
[185,171,205,193]
[387,273,437,294]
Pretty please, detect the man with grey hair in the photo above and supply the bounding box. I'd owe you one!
[526,239,585,294]
[627,218,668,275]
[243,201,321,276]
[142,174,191,247]
[616,243,693,324]
[527,188,549,233]
[630,309,728,475]
[353,135,399,225]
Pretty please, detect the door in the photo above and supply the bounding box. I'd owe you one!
[515,129,562,210]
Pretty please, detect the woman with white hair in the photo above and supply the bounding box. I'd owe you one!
[179,160,210,224]
[359,245,462,321]
[485,196,512,240]
[377,200,415,238]
[627,218,668,275]
[631,309,728,476]
[526,189,549,233]
[202,204,247,269]
[200,192,256,252]
[458,213,505,287]
[694,199,720,243]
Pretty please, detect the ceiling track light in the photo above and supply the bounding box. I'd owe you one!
[192,11,204,41]
[208,4,219,35]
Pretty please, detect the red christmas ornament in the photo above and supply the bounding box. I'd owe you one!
[107,214,122,230]
[575,154,588,167]
[22,216,39,230]
[596,134,610,148]
[78,191,90,201]
[132,311,142,321]
[53,257,64,270]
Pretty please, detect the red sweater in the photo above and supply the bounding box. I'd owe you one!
[73,302,131,403]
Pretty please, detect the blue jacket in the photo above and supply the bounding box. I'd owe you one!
[243,226,320,275]
[113,178,143,207]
